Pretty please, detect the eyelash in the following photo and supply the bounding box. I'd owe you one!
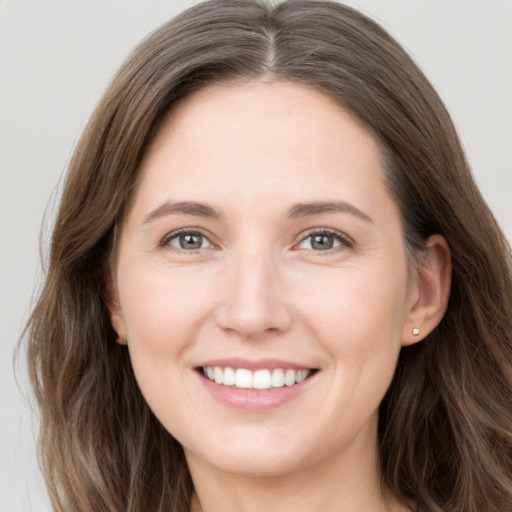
[159,228,354,253]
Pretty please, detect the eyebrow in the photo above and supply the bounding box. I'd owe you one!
[288,201,373,223]
[142,199,372,225]
[142,201,223,224]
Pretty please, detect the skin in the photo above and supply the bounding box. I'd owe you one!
[109,81,451,512]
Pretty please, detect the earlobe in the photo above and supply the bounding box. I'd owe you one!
[402,234,452,346]
[105,276,128,345]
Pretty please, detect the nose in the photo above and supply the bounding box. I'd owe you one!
[215,248,293,340]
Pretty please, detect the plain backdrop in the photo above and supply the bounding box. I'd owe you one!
[1,1,511,511]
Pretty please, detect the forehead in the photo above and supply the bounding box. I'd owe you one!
[150,80,377,161]
[128,80,394,222]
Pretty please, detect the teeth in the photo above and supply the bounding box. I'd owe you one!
[296,369,309,383]
[223,367,235,386]
[235,369,252,388]
[253,369,271,389]
[271,368,285,388]
[284,369,296,386]
[202,366,312,389]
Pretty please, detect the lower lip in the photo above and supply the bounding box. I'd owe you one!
[197,372,316,412]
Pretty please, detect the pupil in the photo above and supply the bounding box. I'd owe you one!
[312,234,333,250]
[180,233,202,249]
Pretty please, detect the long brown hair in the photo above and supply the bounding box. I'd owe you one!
[25,1,512,510]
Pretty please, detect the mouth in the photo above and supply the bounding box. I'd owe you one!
[199,366,317,390]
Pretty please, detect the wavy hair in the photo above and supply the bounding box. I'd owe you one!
[24,1,512,510]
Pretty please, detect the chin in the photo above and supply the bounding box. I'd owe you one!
[184,432,317,478]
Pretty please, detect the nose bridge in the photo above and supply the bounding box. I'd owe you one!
[217,240,291,338]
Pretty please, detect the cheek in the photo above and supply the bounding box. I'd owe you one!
[298,264,407,343]
[119,263,213,344]
[115,265,218,423]
[115,265,214,394]
[294,263,408,404]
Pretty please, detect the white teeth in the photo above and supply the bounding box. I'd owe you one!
[271,368,285,388]
[284,369,296,386]
[296,369,308,383]
[235,368,253,388]
[202,366,312,389]
[253,369,272,389]
[223,367,235,386]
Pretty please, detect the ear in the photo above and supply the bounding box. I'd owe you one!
[105,275,128,345]
[402,234,451,346]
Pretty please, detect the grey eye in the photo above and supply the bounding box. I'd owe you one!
[167,232,210,250]
[297,232,345,251]
[310,234,336,250]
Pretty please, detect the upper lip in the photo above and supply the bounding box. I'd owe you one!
[197,358,316,371]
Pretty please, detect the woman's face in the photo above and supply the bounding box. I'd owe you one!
[110,81,421,478]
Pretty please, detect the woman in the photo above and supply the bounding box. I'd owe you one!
[25,0,512,511]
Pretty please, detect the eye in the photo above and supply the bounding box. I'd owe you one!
[296,230,352,252]
[162,230,212,251]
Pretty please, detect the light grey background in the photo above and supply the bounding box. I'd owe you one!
[1,1,511,511]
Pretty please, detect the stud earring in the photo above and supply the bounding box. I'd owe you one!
[412,328,420,336]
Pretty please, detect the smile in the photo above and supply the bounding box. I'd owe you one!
[201,366,313,389]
